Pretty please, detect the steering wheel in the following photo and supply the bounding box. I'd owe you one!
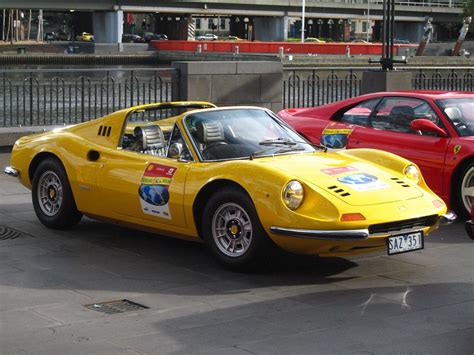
[202,142,228,160]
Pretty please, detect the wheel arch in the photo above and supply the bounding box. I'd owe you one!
[28,152,64,184]
[192,179,251,239]
[451,155,474,206]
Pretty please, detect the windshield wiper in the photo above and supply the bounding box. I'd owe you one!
[250,145,305,160]
[259,138,298,146]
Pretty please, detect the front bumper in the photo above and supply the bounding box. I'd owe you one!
[270,227,369,240]
[3,166,19,177]
[270,211,457,241]
[439,211,457,225]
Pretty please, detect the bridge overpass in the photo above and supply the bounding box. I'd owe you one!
[2,0,464,43]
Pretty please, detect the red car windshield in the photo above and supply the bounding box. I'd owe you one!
[437,98,474,137]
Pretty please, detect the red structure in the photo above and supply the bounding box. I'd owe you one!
[151,40,416,56]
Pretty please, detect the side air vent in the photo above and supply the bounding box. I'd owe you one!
[391,177,410,188]
[98,125,112,137]
[327,185,351,197]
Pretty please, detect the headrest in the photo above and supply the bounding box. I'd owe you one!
[134,125,165,150]
[444,106,462,120]
[390,105,415,118]
[196,121,225,143]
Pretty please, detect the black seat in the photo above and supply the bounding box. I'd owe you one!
[195,121,235,160]
[196,121,225,144]
[390,105,415,132]
[133,125,166,155]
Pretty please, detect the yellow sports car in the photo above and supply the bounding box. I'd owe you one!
[77,32,94,42]
[4,102,455,270]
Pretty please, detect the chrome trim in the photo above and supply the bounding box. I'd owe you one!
[3,166,19,177]
[439,211,457,225]
[370,226,431,237]
[270,226,369,240]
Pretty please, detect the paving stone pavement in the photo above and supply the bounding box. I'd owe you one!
[0,151,473,354]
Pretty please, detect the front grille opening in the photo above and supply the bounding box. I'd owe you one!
[369,215,438,235]
[84,299,149,314]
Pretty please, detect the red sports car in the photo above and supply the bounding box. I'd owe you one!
[278,91,474,217]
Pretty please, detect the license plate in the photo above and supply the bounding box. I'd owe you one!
[387,231,424,255]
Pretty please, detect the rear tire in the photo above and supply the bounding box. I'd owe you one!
[32,158,82,229]
[201,187,275,272]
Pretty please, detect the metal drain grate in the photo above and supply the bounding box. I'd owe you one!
[0,225,26,240]
[84,299,149,314]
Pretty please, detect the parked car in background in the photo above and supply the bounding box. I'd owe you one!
[122,34,146,43]
[76,32,94,42]
[56,30,69,41]
[4,102,454,270]
[223,35,245,41]
[196,33,218,41]
[279,91,474,217]
[351,39,369,43]
[143,33,168,42]
[305,37,326,43]
[394,39,411,44]
[44,32,57,41]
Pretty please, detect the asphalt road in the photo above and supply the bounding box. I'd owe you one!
[0,151,473,355]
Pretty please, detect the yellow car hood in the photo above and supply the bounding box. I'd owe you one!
[259,153,423,206]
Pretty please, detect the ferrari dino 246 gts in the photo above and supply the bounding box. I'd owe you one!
[4,101,455,270]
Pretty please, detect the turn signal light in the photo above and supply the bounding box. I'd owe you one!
[340,213,366,222]
[432,199,444,208]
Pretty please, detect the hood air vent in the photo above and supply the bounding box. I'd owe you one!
[328,185,351,197]
[391,177,410,188]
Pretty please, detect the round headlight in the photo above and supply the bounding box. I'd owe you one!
[282,180,304,210]
[404,165,420,184]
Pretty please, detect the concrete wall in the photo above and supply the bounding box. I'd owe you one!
[172,61,283,112]
[424,41,474,56]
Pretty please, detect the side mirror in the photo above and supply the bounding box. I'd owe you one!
[168,142,183,159]
[410,119,448,137]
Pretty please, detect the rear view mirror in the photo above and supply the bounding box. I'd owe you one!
[410,119,448,137]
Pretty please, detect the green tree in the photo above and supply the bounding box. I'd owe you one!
[465,0,474,16]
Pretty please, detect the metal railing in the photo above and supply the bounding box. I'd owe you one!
[0,68,179,127]
[334,0,464,8]
[414,68,474,91]
[283,67,474,108]
[284,68,362,108]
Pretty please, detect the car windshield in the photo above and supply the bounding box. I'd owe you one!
[437,98,474,136]
[184,108,316,161]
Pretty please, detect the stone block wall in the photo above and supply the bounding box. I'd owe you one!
[171,61,283,112]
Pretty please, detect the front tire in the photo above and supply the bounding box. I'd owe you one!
[456,163,474,219]
[32,158,82,229]
[202,187,275,271]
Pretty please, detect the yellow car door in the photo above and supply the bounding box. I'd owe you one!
[96,148,190,228]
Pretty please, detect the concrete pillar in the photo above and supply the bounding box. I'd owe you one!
[93,10,123,43]
[361,71,413,94]
[283,16,289,42]
[172,61,283,112]
[254,17,287,42]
